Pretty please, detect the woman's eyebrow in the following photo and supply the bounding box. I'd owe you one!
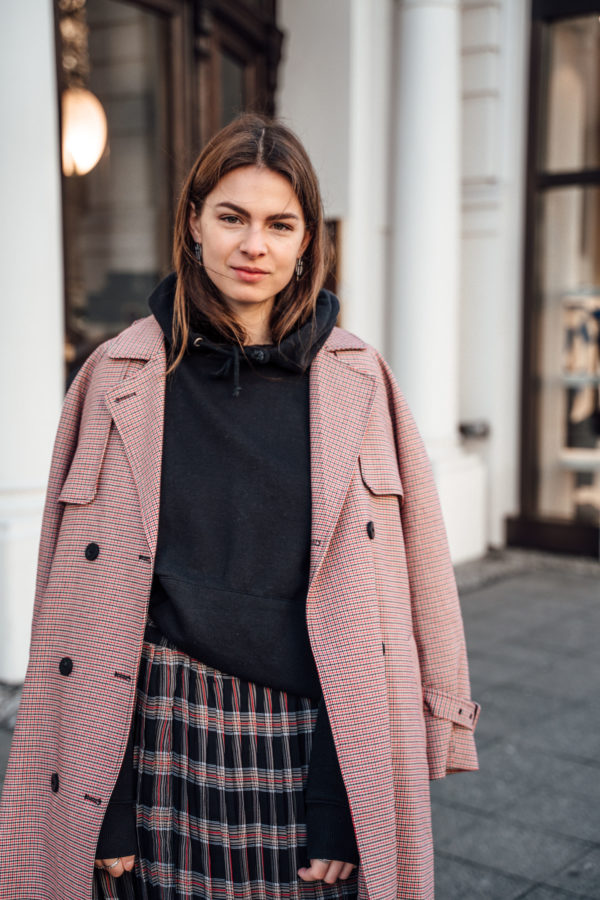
[215,201,300,222]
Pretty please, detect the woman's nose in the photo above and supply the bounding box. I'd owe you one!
[239,228,267,257]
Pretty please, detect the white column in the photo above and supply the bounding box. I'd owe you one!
[390,0,486,562]
[0,0,64,681]
[338,0,393,352]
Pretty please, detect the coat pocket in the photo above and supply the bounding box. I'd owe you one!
[358,453,404,502]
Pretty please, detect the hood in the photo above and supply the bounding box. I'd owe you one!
[148,272,340,398]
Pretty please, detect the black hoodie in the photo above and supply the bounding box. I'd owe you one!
[96,273,359,868]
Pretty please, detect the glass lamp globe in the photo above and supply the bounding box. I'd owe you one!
[62,87,108,177]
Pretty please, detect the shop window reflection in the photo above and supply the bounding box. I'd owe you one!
[61,0,170,377]
[537,188,600,523]
[540,16,600,173]
[534,12,600,528]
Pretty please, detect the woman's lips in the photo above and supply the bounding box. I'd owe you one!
[233,267,269,283]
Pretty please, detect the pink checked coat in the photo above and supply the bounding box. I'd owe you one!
[0,314,479,900]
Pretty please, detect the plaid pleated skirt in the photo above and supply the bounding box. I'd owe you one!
[93,622,359,900]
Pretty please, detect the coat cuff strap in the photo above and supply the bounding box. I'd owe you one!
[423,687,480,730]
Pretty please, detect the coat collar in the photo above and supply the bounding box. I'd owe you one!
[107,315,165,361]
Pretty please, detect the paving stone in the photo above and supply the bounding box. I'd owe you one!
[518,703,600,766]
[547,848,600,896]
[469,683,573,731]
[440,813,591,882]
[434,852,533,899]
[430,801,488,850]
[430,764,535,814]
[463,614,544,650]
[516,654,600,702]
[468,644,556,693]
[474,742,600,806]
[520,613,600,655]
[517,887,598,900]
[503,785,600,843]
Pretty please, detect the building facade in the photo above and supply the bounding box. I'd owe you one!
[1,0,598,680]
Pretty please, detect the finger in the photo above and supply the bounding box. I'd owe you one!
[122,855,136,872]
[323,860,344,884]
[339,861,357,879]
[297,859,329,882]
[101,857,125,878]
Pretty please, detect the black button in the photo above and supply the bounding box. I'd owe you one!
[59,657,73,676]
[251,349,267,362]
[51,773,59,792]
[366,521,375,539]
[84,542,100,561]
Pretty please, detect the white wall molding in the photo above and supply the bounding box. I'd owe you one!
[459,0,531,547]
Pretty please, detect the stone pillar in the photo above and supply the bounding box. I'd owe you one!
[339,0,393,351]
[390,0,486,562]
[0,0,64,681]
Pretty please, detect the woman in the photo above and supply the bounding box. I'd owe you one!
[0,114,479,900]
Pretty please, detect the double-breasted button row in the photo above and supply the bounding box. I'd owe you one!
[85,542,100,561]
[366,521,375,539]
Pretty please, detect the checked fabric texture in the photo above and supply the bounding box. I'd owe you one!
[93,627,358,900]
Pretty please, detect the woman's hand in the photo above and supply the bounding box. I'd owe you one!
[94,855,136,878]
[298,858,357,884]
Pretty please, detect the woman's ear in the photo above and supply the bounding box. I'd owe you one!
[189,202,202,243]
[299,230,312,256]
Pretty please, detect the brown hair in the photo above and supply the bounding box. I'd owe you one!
[168,113,334,374]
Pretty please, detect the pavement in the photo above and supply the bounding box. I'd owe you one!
[1,548,599,899]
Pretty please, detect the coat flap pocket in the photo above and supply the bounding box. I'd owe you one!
[358,453,404,498]
[423,687,480,731]
[58,418,112,505]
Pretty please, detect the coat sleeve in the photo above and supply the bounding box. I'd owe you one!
[374,351,480,779]
[29,342,111,643]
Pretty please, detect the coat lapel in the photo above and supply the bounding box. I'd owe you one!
[105,318,166,554]
[308,342,377,592]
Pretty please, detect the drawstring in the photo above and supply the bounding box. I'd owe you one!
[201,341,242,398]
[231,345,241,398]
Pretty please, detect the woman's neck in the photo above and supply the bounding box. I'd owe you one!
[226,299,274,345]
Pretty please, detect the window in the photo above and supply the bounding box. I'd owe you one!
[513,1,600,554]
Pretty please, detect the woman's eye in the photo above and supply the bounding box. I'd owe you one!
[220,215,241,224]
[271,222,292,232]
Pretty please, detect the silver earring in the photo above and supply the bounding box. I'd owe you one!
[295,256,304,280]
[194,242,203,263]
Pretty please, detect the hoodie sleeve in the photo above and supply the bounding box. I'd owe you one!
[304,697,359,866]
[95,724,137,859]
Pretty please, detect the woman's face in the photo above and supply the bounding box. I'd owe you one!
[189,165,311,319]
